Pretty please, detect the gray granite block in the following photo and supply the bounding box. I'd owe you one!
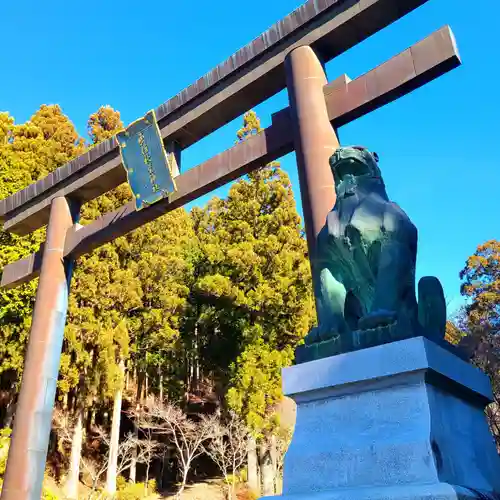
[264,337,500,500]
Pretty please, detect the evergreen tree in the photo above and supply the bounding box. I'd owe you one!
[0,106,85,425]
[458,240,500,448]
[63,105,197,492]
[87,105,123,144]
[62,105,132,496]
[190,111,314,433]
[122,208,198,400]
[0,105,314,493]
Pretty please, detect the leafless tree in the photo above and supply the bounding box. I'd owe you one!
[81,455,109,499]
[52,407,73,449]
[202,412,248,499]
[148,399,213,498]
[80,427,139,498]
[274,426,293,494]
[133,410,164,493]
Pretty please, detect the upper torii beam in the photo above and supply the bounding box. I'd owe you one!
[1,26,460,290]
[1,0,436,236]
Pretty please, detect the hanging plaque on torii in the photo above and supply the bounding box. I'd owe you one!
[117,110,179,210]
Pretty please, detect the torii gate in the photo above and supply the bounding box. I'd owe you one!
[0,0,460,497]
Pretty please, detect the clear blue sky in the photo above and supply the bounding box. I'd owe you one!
[1,0,498,315]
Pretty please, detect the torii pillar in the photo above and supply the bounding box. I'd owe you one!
[285,46,339,261]
[270,45,500,500]
[1,197,79,500]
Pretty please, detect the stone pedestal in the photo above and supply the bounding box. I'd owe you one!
[264,337,500,499]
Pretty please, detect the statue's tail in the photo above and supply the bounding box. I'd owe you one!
[417,276,446,339]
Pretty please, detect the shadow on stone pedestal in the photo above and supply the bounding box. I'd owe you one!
[262,337,500,500]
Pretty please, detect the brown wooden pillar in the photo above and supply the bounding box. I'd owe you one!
[284,45,340,258]
[165,140,182,177]
[1,196,79,500]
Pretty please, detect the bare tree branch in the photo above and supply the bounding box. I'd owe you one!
[79,427,138,498]
[201,411,248,499]
[144,398,214,498]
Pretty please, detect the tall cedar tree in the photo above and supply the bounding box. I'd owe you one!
[190,111,315,433]
[63,106,196,493]
[0,106,85,425]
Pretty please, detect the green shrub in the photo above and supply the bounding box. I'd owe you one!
[116,475,128,491]
[239,467,248,483]
[116,480,157,499]
[0,428,12,477]
[146,479,157,494]
[41,487,59,500]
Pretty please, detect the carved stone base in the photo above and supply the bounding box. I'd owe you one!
[295,325,465,364]
[263,483,499,499]
[263,337,500,500]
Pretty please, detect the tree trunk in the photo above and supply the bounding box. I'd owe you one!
[106,360,125,495]
[129,434,137,483]
[229,479,237,500]
[247,435,259,493]
[64,407,84,499]
[137,371,144,405]
[193,323,199,393]
[176,468,189,499]
[145,458,151,493]
[62,392,69,412]
[188,346,194,395]
[159,370,164,402]
[86,405,96,433]
[160,448,168,489]
[129,371,143,483]
[4,398,16,428]
[275,475,284,495]
[129,409,139,483]
[67,389,74,413]
[270,434,278,493]
[260,439,275,496]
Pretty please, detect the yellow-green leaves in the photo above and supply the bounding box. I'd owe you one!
[87,105,123,145]
[460,239,500,331]
[190,110,315,433]
[0,105,85,387]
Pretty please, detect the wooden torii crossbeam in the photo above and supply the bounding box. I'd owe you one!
[2,27,458,289]
[0,0,460,496]
[1,0,434,235]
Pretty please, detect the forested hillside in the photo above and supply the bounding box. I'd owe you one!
[0,105,498,499]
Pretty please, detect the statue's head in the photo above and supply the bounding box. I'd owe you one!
[330,146,383,198]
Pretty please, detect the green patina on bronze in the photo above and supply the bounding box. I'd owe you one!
[117,110,177,211]
[296,146,446,363]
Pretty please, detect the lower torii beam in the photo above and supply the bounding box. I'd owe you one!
[1,26,460,290]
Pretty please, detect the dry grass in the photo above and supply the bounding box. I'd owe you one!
[43,475,226,499]
[165,479,224,500]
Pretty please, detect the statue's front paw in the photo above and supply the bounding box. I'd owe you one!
[358,310,397,330]
[309,321,349,344]
[305,326,322,345]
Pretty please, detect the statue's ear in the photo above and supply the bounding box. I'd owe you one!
[373,152,379,163]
